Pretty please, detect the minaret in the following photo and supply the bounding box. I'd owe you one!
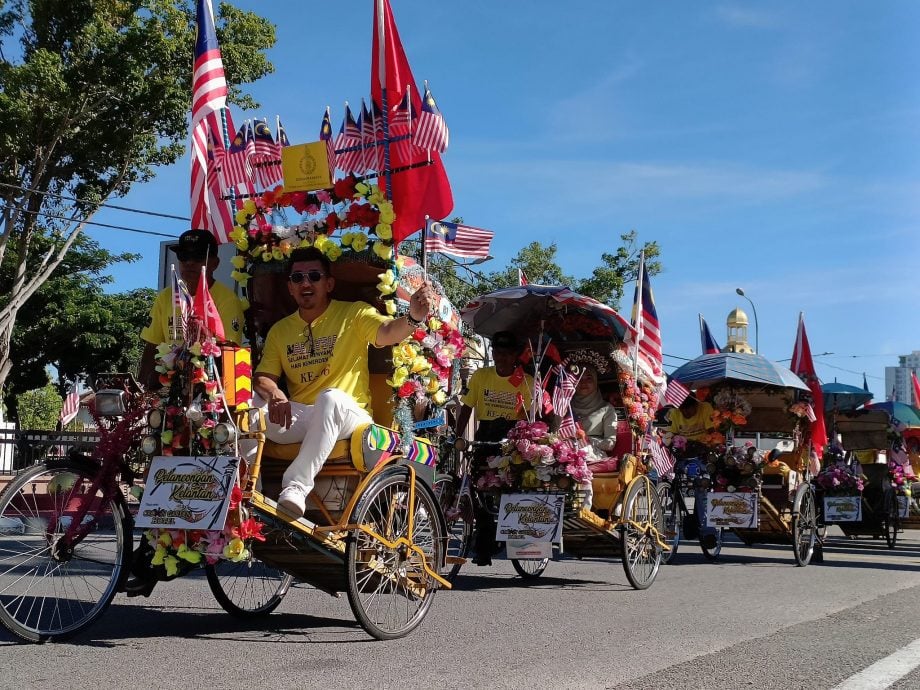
[725,307,755,354]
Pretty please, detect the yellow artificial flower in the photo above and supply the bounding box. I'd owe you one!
[425,377,441,393]
[157,531,172,548]
[223,537,246,562]
[377,270,397,295]
[299,238,312,248]
[313,234,329,251]
[373,241,393,260]
[378,202,395,223]
[368,186,385,205]
[164,555,179,577]
[351,233,369,252]
[230,255,246,269]
[231,270,251,285]
[272,247,284,261]
[176,543,202,564]
[261,251,273,262]
[427,317,442,331]
[188,342,202,357]
[387,366,409,388]
[325,244,342,261]
[510,451,526,465]
[341,231,355,247]
[240,297,250,311]
[160,430,174,446]
[395,255,407,270]
[234,210,249,225]
[242,199,257,215]
[432,390,447,406]
[151,544,167,566]
[355,181,370,196]
[235,237,249,252]
[229,226,246,242]
[250,244,264,256]
[385,299,396,315]
[411,356,431,374]
[375,223,393,240]
[155,342,173,358]
[522,469,539,488]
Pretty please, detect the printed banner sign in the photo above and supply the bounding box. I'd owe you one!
[823,495,862,522]
[282,141,332,192]
[506,540,553,559]
[135,455,239,530]
[897,495,910,519]
[497,493,565,543]
[706,491,758,528]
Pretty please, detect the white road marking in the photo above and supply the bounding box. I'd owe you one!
[834,637,920,689]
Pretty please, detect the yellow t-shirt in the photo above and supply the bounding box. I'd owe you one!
[256,300,388,411]
[667,401,715,441]
[140,282,245,345]
[462,367,534,422]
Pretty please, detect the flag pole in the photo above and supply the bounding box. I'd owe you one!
[421,215,429,279]
[632,249,645,379]
[375,0,392,200]
[170,264,178,341]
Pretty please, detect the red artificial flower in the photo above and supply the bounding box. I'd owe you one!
[261,188,278,208]
[229,485,242,511]
[411,328,427,341]
[334,175,358,201]
[237,517,267,542]
[325,212,339,233]
[290,192,308,214]
[398,381,416,397]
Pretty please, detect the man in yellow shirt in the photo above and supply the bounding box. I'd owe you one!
[251,247,436,518]
[138,229,245,387]
[667,396,715,442]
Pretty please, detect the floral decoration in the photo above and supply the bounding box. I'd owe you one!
[143,486,267,578]
[474,420,593,493]
[703,442,766,492]
[151,336,226,456]
[611,348,659,435]
[888,447,918,497]
[711,388,751,431]
[814,465,866,496]
[788,401,813,419]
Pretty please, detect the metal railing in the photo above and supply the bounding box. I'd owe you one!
[0,429,100,475]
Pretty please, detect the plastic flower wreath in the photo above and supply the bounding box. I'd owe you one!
[474,420,593,494]
[144,486,268,578]
[711,388,752,430]
[611,347,659,435]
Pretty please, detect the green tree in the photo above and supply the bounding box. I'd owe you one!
[0,0,275,401]
[574,231,661,308]
[15,383,61,429]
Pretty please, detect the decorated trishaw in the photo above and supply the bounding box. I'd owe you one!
[443,284,669,589]
[817,403,919,546]
[667,352,821,566]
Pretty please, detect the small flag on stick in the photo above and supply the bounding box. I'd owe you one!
[60,387,80,426]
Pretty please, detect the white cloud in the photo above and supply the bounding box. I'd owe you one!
[714,5,781,29]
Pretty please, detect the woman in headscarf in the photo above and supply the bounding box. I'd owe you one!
[566,350,620,473]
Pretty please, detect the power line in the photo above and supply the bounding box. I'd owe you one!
[12,206,179,239]
[0,181,191,222]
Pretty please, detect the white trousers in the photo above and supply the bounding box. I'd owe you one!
[242,388,372,492]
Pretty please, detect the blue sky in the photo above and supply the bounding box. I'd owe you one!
[90,1,920,393]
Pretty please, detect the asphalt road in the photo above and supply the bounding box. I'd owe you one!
[3,528,920,690]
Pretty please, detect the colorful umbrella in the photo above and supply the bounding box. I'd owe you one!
[861,401,920,428]
[460,284,635,343]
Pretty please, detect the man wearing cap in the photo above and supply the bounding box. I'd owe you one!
[138,229,245,388]
[455,330,534,565]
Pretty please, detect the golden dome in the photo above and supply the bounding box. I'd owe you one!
[727,307,749,326]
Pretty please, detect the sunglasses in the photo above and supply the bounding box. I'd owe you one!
[289,270,326,284]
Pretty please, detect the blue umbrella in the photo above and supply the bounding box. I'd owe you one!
[670,352,809,391]
[862,401,920,428]
[821,382,873,412]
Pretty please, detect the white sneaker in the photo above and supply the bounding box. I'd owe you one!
[277,481,309,518]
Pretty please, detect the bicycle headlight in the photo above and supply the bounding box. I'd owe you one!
[95,389,127,417]
[213,423,236,445]
[147,408,163,429]
[140,435,159,455]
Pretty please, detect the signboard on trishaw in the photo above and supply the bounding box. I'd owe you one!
[135,455,239,530]
[497,493,565,543]
[706,491,758,528]
[823,495,862,522]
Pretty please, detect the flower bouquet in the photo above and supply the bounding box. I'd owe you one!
[814,465,866,496]
[711,388,752,431]
[474,420,593,497]
[888,450,918,497]
[704,442,767,492]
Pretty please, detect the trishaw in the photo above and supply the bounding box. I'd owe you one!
[443,284,668,589]
[816,406,914,547]
[668,352,821,566]
[0,181,459,642]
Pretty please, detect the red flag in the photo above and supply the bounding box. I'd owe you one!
[194,267,225,340]
[912,371,920,408]
[518,268,529,286]
[60,387,80,426]
[371,0,453,247]
[790,312,827,456]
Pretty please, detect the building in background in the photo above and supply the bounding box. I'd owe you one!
[885,350,920,404]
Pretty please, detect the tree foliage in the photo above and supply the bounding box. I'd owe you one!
[0,0,275,400]
[15,383,61,430]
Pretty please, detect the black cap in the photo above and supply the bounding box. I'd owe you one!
[169,229,218,261]
[491,331,519,351]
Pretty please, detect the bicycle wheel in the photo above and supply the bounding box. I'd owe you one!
[884,493,899,550]
[511,558,549,579]
[700,528,723,561]
[205,557,293,618]
[433,477,474,581]
[0,459,131,642]
[656,481,681,564]
[792,484,817,566]
[346,468,444,640]
[620,477,664,590]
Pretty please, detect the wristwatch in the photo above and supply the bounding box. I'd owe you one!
[406,312,426,328]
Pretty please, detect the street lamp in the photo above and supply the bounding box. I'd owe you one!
[735,287,759,354]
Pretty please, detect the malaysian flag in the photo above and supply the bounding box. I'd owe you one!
[389,87,416,162]
[557,412,582,441]
[518,268,529,286]
[699,314,721,355]
[335,104,363,174]
[319,106,336,174]
[189,0,229,241]
[223,123,252,187]
[170,266,194,341]
[424,219,493,259]
[413,82,449,153]
[552,364,581,418]
[205,129,234,236]
[360,99,379,172]
[647,435,675,477]
[60,387,80,427]
[252,119,282,188]
[628,258,663,383]
[663,379,690,408]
